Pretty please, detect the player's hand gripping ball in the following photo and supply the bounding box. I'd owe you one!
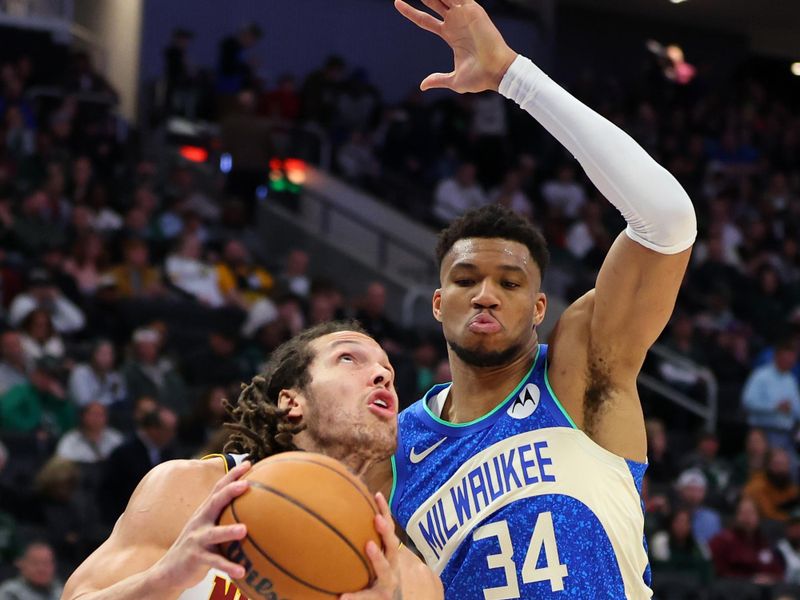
[219,452,382,599]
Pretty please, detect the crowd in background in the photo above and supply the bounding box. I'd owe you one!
[0,16,798,600]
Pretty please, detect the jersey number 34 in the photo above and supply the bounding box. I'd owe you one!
[474,512,568,599]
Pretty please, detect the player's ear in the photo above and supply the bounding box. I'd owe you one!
[278,388,304,420]
[432,288,443,322]
[534,292,547,326]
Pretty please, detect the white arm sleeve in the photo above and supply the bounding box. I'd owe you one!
[499,55,697,255]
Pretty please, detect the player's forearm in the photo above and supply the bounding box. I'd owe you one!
[499,55,696,255]
[65,567,183,600]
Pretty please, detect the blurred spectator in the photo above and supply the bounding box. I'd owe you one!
[337,130,381,186]
[675,469,722,545]
[11,191,67,258]
[645,418,679,489]
[355,282,404,351]
[178,385,228,454]
[122,328,188,417]
[433,161,487,225]
[165,234,226,308]
[32,458,102,574]
[777,509,800,585]
[163,28,195,116]
[0,540,62,599]
[730,428,770,490]
[541,163,587,220]
[261,73,300,121]
[19,310,65,370]
[183,330,243,387]
[62,232,109,297]
[742,338,800,456]
[55,402,122,464]
[279,249,311,298]
[490,169,533,221]
[649,508,713,586]
[0,356,74,438]
[0,440,18,565]
[216,23,262,95]
[709,496,784,584]
[743,448,800,522]
[0,330,28,395]
[8,270,85,335]
[565,200,611,266]
[301,55,346,127]
[215,239,274,309]
[67,339,126,409]
[99,406,177,526]
[105,238,165,300]
[681,432,730,506]
[62,51,117,100]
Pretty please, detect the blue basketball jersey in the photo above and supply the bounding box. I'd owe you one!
[391,345,652,599]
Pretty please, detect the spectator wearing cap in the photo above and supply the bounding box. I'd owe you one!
[55,402,122,464]
[675,469,722,545]
[105,238,165,299]
[0,356,74,437]
[777,509,800,584]
[744,448,800,521]
[0,540,62,600]
[8,269,85,334]
[67,339,126,409]
[122,328,188,417]
[19,309,65,371]
[0,329,28,395]
[709,496,784,584]
[742,338,800,457]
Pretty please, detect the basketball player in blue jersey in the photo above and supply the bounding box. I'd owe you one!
[63,321,442,600]
[389,1,697,598]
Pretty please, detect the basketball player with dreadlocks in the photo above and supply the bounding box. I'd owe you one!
[63,321,443,600]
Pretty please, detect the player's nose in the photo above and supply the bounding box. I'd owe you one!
[472,280,500,309]
[372,363,393,388]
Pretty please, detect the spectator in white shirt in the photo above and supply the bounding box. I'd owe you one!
[67,339,126,408]
[541,163,587,220]
[490,169,533,220]
[19,309,65,370]
[8,268,85,334]
[55,402,123,464]
[433,161,488,225]
[164,233,226,307]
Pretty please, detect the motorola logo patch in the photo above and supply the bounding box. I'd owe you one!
[507,384,540,419]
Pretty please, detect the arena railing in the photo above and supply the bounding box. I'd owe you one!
[639,344,719,433]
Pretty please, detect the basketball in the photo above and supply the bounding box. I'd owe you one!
[218,451,381,599]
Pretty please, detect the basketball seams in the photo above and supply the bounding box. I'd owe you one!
[261,455,378,517]
[230,486,371,598]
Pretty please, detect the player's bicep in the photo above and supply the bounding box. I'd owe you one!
[592,232,691,375]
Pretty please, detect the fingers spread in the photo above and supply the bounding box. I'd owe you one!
[421,0,450,18]
[204,552,247,581]
[394,0,443,35]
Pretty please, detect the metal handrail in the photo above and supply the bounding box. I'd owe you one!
[641,344,719,432]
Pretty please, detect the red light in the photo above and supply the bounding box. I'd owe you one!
[179,146,208,163]
[269,159,283,171]
[283,158,306,172]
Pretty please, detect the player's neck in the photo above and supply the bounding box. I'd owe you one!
[443,340,539,424]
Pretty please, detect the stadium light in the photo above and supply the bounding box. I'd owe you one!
[792,62,800,76]
[669,0,688,4]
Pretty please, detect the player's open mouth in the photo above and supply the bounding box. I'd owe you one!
[368,389,396,418]
[468,313,502,334]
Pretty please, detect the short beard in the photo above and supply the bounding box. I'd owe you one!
[449,339,523,368]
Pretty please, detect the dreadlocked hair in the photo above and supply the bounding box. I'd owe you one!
[223,319,368,462]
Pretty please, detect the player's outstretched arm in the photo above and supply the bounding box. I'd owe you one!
[394,0,516,93]
[62,460,251,600]
[340,493,443,600]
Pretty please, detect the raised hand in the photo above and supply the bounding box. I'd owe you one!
[148,461,252,593]
[394,0,518,93]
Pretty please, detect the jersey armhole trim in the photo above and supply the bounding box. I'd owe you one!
[389,454,399,510]
[201,453,234,473]
[543,360,579,429]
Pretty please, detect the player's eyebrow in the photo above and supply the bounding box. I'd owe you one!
[328,339,395,378]
[451,262,527,275]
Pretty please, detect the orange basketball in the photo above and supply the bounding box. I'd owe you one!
[219,451,381,599]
